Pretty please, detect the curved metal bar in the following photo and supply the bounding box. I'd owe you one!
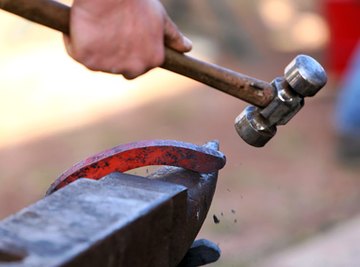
[46,140,226,195]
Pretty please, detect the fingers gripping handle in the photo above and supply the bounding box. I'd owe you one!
[1,0,328,149]
[0,0,276,107]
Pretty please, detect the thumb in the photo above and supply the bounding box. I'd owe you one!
[164,15,192,53]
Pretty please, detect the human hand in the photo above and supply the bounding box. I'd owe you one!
[64,0,192,79]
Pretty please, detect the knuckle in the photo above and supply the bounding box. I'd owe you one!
[68,48,95,69]
[82,57,100,71]
[121,60,147,79]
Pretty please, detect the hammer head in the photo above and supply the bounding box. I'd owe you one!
[234,105,277,147]
[285,54,327,97]
[235,55,327,147]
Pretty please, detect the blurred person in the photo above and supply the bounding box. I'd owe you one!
[335,41,360,164]
[63,0,192,79]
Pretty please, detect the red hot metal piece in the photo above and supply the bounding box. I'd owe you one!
[46,140,226,195]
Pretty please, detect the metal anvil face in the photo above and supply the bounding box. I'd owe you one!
[0,173,186,267]
[0,150,222,267]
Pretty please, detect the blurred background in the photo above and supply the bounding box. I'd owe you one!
[0,0,359,266]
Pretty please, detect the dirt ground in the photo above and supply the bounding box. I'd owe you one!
[1,1,360,266]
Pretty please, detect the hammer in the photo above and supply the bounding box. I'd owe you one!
[0,0,327,147]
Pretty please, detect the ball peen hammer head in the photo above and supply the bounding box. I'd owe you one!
[235,55,327,147]
[285,54,327,97]
[234,105,277,147]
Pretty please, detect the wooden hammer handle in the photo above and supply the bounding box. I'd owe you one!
[0,0,275,107]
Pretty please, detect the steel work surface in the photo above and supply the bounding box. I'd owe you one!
[0,173,188,267]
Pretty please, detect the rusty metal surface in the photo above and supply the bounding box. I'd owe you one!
[47,140,226,195]
[0,0,277,108]
[0,140,223,267]
[162,49,276,107]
